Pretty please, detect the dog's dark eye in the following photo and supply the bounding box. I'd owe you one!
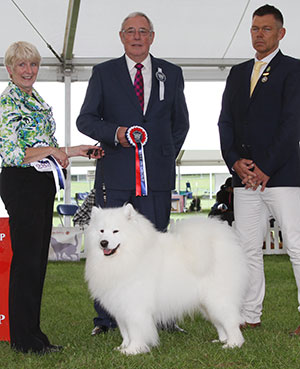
[113,230,119,233]
[100,230,104,233]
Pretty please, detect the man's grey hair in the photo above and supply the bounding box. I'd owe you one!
[120,12,154,32]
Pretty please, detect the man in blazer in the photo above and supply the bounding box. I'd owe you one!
[77,12,189,333]
[218,4,300,333]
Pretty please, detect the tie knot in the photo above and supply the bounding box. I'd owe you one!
[254,61,266,71]
[135,63,143,71]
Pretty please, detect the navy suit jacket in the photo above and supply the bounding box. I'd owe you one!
[76,54,189,192]
[218,50,300,187]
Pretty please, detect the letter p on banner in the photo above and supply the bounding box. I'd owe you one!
[0,218,12,341]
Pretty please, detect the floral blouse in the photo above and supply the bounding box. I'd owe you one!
[0,81,58,167]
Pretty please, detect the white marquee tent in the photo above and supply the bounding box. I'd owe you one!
[1,0,299,82]
[0,0,299,204]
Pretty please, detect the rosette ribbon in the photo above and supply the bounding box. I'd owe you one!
[30,143,65,200]
[126,126,148,196]
[155,67,166,101]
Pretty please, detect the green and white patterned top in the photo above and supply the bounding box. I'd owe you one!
[0,81,58,167]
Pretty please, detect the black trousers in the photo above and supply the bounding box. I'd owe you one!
[0,167,56,352]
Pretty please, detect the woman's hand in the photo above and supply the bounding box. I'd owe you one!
[23,146,69,168]
[52,148,69,168]
[64,145,104,159]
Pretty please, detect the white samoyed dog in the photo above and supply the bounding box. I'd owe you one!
[85,204,248,355]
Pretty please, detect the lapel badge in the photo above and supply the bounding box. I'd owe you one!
[261,76,268,83]
[156,67,166,101]
[266,66,271,72]
[155,70,166,82]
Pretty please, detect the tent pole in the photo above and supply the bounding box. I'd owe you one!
[64,70,72,225]
[177,166,181,193]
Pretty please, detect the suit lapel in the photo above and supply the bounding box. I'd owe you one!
[250,51,283,99]
[114,55,143,113]
[238,60,254,108]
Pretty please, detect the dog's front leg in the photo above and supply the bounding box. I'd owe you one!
[118,316,159,355]
[116,320,130,350]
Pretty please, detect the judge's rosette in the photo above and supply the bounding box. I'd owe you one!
[126,126,148,196]
[30,142,65,199]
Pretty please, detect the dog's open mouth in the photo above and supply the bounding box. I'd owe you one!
[102,244,120,256]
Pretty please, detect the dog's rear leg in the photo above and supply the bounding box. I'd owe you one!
[219,307,244,348]
[222,323,244,349]
[206,303,244,348]
[118,316,159,355]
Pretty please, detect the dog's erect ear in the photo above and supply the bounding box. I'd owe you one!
[123,203,136,220]
[90,206,102,220]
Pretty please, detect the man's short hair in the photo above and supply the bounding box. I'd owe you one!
[253,4,284,26]
[121,12,154,32]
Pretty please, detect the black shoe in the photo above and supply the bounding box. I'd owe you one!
[169,323,187,333]
[37,344,63,355]
[91,325,110,336]
[11,340,63,355]
[161,322,187,333]
[46,344,64,353]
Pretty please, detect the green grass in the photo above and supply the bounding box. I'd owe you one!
[1,255,300,368]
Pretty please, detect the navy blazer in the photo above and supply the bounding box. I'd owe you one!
[218,51,300,187]
[76,54,189,191]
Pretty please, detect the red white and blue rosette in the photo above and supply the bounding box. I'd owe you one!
[126,126,148,197]
[30,141,65,200]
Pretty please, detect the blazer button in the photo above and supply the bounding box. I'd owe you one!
[143,118,147,123]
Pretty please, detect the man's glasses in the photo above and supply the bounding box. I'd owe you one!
[122,27,152,37]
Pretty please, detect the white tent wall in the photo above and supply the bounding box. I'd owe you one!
[0,0,299,209]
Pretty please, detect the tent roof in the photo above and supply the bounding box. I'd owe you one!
[1,0,299,82]
[176,150,225,166]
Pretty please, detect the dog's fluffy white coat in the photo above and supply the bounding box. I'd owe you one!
[85,204,248,355]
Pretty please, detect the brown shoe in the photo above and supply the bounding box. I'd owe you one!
[240,322,261,329]
[289,325,300,336]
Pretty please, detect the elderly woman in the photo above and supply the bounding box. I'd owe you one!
[0,41,102,354]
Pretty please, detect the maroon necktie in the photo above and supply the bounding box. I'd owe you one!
[134,63,144,111]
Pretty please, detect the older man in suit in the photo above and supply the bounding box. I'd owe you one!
[77,12,189,333]
[218,4,300,333]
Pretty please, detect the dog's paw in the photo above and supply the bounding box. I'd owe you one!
[211,339,226,344]
[115,346,124,351]
[222,343,236,349]
[222,340,244,349]
[119,344,151,355]
[115,342,128,351]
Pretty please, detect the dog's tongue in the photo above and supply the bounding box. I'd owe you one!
[103,249,113,256]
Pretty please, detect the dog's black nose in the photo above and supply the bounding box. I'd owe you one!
[100,240,108,248]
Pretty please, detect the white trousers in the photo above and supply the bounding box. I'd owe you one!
[234,187,300,323]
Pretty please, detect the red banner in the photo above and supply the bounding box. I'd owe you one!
[0,218,12,341]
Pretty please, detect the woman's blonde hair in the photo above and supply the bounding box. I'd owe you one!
[5,41,41,68]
